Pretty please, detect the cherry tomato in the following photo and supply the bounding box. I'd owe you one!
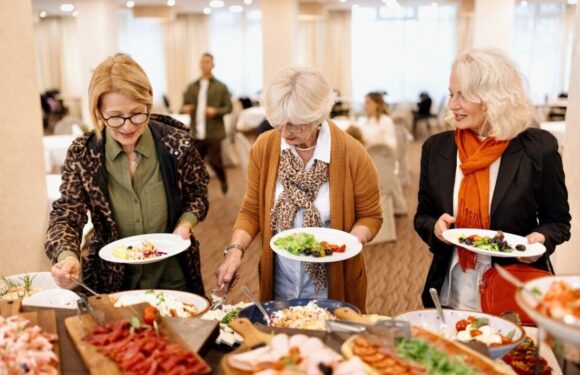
[143,306,158,325]
[470,329,482,337]
[455,320,468,331]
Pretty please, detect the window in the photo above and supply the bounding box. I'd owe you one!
[351,4,457,107]
[512,4,575,103]
[209,9,263,98]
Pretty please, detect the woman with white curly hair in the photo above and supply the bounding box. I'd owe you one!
[215,66,382,311]
[415,48,570,312]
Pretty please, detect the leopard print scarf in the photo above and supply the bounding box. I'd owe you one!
[270,149,329,293]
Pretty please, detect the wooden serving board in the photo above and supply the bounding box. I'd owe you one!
[64,294,214,375]
[0,299,61,374]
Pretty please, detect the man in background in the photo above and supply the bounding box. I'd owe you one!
[182,53,232,195]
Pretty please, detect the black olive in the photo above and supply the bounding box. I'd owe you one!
[304,249,311,255]
[313,252,321,257]
[516,244,526,251]
[325,249,332,256]
[459,237,466,243]
[464,238,473,245]
[127,246,133,249]
[318,363,333,375]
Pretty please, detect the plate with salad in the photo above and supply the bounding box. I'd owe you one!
[99,233,190,264]
[270,227,362,263]
[442,229,546,258]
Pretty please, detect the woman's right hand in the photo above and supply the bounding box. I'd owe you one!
[434,213,456,244]
[51,256,81,289]
[215,249,242,288]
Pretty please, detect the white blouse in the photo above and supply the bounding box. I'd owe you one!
[439,153,501,311]
[272,121,331,300]
[360,114,397,151]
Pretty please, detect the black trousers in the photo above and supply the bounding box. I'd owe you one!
[194,139,227,186]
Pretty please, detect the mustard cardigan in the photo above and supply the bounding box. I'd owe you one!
[234,120,383,312]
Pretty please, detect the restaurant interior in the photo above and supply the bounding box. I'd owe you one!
[1,0,579,374]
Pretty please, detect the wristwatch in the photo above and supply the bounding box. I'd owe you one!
[224,243,245,257]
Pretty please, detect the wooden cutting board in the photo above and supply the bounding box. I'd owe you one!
[64,294,215,375]
[0,299,61,374]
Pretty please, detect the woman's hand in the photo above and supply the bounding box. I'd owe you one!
[51,256,81,289]
[518,232,545,264]
[434,213,455,244]
[173,222,192,240]
[350,225,372,245]
[215,249,242,287]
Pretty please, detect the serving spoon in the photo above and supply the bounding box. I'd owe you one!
[241,284,271,326]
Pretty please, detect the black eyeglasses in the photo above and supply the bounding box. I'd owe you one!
[99,110,149,128]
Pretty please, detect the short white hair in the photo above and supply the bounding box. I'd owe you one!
[448,48,534,140]
[263,66,335,127]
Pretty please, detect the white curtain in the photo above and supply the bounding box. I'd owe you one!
[512,4,575,103]
[34,17,82,97]
[351,5,457,106]
[164,14,209,113]
[324,10,352,99]
[209,9,263,98]
[297,18,324,69]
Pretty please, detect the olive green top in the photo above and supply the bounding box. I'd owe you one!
[57,125,198,290]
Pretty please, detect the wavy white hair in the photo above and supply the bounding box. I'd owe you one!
[447,48,534,140]
[262,66,335,127]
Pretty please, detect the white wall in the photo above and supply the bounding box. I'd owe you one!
[0,0,52,274]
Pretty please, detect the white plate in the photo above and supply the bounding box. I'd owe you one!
[442,228,546,258]
[395,309,524,359]
[270,227,362,263]
[22,288,80,310]
[109,289,210,317]
[516,275,580,346]
[1,272,60,301]
[98,233,190,264]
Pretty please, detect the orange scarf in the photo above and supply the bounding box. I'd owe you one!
[455,129,509,271]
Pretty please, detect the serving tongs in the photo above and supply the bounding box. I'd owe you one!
[77,297,105,326]
[327,319,411,340]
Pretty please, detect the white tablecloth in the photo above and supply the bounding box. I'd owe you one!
[540,121,565,150]
[236,107,266,132]
[43,135,76,173]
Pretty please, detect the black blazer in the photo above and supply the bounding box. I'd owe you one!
[414,128,571,308]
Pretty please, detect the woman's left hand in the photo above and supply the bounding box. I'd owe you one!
[350,225,371,245]
[173,222,192,240]
[518,232,545,264]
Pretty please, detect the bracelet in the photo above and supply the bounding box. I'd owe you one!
[224,243,245,257]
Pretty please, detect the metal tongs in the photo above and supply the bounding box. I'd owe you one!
[77,297,105,326]
[327,319,411,339]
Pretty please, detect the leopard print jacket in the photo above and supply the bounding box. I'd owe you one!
[45,114,209,295]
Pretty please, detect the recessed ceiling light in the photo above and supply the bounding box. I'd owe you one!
[203,7,212,14]
[567,0,577,4]
[167,0,175,6]
[126,1,135,8]
[244,0,252,4]
[39,11,47,17]
[230,5,243,12]
[520,0,528,6]
[339,0,347,3]
[209,0,225,8]
[72,10,79,17]
[60,3,74,12]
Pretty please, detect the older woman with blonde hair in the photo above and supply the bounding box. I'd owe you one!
[215,66,382,311]
[415,48,570,311]
[46,54,209,294]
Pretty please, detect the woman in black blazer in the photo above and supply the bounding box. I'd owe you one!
[414,48,571,310]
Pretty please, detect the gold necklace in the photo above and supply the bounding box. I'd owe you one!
[294,145,316,152]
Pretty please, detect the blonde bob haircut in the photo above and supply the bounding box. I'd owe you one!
[88,54,153,138]
[263,66,335,128]
[448,48,534,140]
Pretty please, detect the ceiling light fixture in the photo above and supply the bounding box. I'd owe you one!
[60,3,74,12]
[40,11,47,17]
[339,0,347,3]
[229,5,243,12]
[520,0,528,6]
[209,0,225,8]
[72,10,79,17]
[567,0,577,4]
[167,0,176,6]
[244,0,252,4]
[203,7,212,14]
[126,1,135,8]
